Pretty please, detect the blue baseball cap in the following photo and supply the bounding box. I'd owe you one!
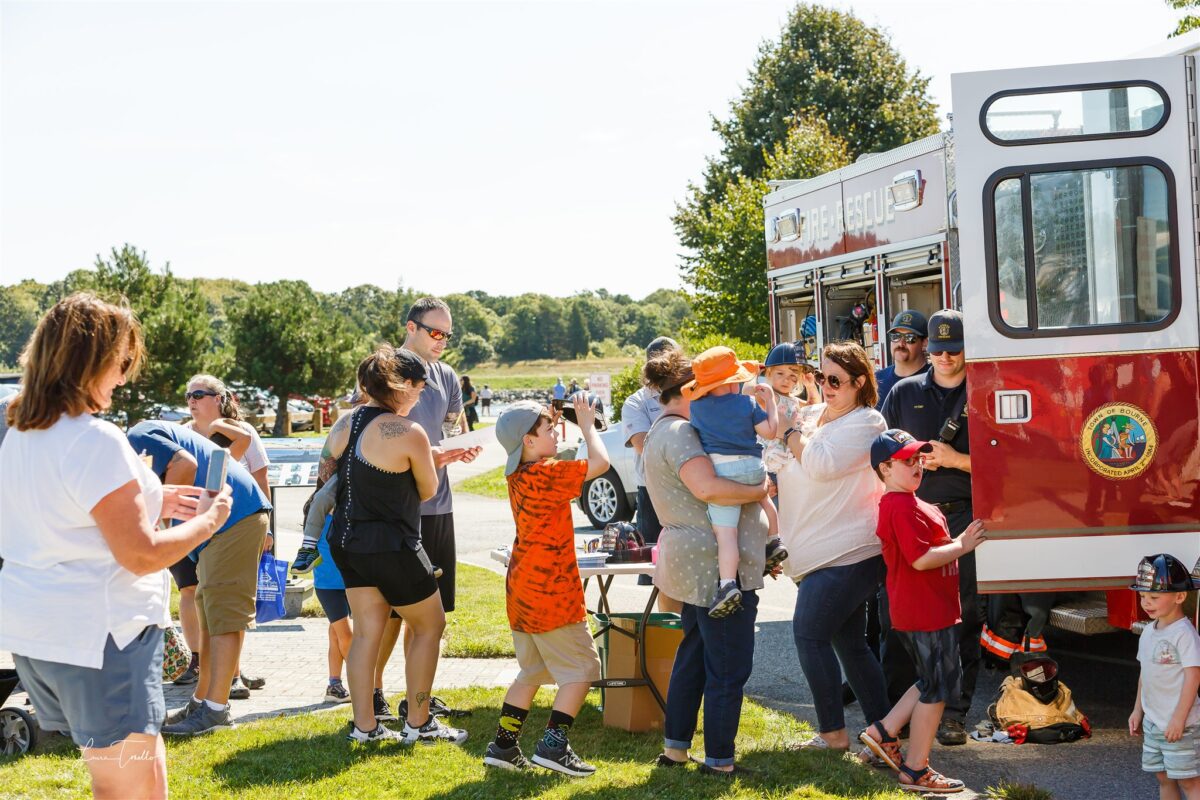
[888,310,928,337]
[927,309,964,354]
[764,342,801,367]
[871,428,933,470]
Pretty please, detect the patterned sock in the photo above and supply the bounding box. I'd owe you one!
[543,709,574,748]
[494,703,529,749]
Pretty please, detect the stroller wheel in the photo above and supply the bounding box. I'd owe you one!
[0,707,38,755]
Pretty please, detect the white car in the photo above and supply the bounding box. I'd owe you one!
[574,424,638,528]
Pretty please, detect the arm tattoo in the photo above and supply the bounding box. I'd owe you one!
[167,451,187,468]
[317,415,351,484]
[378,420,411,439]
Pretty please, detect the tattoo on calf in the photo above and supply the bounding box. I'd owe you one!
[416,692,429,709]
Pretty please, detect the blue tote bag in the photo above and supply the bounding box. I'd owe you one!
[255,552,289,624]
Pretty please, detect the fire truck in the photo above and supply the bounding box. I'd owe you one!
[763,40,1200,635]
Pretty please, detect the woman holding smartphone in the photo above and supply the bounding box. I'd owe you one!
[0,293,232,799]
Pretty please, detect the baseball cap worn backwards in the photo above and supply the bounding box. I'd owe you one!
[871,428,934,470]
[888,309,928,337]
[926,309,964,354]
[681,346,760,402]
[496,401,545,476]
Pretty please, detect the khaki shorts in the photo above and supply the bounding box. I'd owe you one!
[512,621,602,687]
[195,512,268,636]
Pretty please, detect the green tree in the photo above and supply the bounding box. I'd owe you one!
[677,119,851,343]
[456,332,495,370]
[702,3,939,201]
[84,245,213,423]
[1167,0,1200,35]
[0,284,41,368]
[228,281,359,435]
[444,293,501,342]
[376,285,423,347]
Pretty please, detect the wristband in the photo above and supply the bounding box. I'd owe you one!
[783,427,797,442]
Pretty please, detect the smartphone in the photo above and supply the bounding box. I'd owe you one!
[205,449,229,496]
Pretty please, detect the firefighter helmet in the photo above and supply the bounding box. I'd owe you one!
[1130,553,1200,592]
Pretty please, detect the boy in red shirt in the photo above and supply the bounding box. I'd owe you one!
[485,394,609,777]
[859,429,987,794]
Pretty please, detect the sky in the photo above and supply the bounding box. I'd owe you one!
[0,0,1183,299]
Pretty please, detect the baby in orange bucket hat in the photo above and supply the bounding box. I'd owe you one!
[682,346,786,618]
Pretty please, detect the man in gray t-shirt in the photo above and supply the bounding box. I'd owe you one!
[623,336,676,585]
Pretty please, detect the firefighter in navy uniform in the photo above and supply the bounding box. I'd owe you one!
[879,309,978,746]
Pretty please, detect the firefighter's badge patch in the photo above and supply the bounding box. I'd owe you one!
[1080,403,1157,480]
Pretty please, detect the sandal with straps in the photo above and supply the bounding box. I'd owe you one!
[898,763,965,794]
[857,721,903,772]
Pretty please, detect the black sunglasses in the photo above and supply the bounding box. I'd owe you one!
[185,390,219,401]
[413,319,453,342]
[814,372,856,390]
[889,332,922,344]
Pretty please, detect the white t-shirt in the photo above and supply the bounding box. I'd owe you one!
[0,413,169,669]
[480,388,492,400]
[777,404,887,580]
[1138,616,1200,729]
[184,418,269,475]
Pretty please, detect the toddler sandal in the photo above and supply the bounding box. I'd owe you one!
[857,721,903,771]
[898,763,965,794]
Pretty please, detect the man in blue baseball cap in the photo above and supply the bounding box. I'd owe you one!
[875,310,929,410]
[879,308,975,746]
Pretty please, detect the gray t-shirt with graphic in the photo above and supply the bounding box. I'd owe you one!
[1138,616,1200,729]
[643,414,767,608]
[398,352,462,516]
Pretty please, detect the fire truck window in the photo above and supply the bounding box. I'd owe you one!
[993,178,1029,327]
[1029,164,1171,329]
[985,84,1166,143]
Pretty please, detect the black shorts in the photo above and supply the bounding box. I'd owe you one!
[897,626,963,705]
[315,588,350,623]
[481,398,491,409]
[329,543,439,609]
[421,513,456,613]
[168,555,199,590]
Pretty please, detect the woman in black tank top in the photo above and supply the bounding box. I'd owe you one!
[325,346,468,745]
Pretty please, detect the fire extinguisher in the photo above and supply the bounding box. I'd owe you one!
[863,318,881,369]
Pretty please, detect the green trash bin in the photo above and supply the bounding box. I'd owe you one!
[593,612,682,732]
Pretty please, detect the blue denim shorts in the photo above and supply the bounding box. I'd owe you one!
[1144,719,1200,779]
[707,456,766,528]
[13,625,165,748]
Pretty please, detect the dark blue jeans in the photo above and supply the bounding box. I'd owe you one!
[663,590,758,767]
[792,556,889,733]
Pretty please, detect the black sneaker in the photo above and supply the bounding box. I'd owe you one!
[324,680,351,704]
[764,537,789,574]
[483,741,531,771]
[291,546,322,574]
[936,718,967,746]
[532,738,596,777]
[708,582,743,618]
[164,698,202,727]
[399,695,471,720]
[401,715,469,745]
[173,664,199,686]
[228,675,251,700]
[374,689,397,722]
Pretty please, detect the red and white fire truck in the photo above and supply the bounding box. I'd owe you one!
[763,40,1200,635]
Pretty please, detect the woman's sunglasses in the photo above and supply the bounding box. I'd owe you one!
[185,390,219,401]
[888,332,921,344]
[414,320,453,342]
[814,372,856,390]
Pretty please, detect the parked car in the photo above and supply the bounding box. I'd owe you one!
[151,405,191,424]
[574,425,637,528]
[263,438,323,488]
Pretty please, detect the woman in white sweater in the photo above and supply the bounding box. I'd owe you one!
[776,341,889,751]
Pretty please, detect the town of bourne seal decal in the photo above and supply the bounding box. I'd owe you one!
[1080,403,1157,480]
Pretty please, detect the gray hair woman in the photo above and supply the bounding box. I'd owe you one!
[642,347,769,776]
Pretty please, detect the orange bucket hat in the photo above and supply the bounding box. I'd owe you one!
[682,346,760,401]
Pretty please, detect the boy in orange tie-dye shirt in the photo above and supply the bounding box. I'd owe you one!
[486,394,610,777]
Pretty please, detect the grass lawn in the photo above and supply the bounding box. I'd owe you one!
[468,357,635,391]
[454,465,509,501]
[0,686,915,799]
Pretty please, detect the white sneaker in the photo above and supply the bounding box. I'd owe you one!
[346,723,405,744]
[402,715,469,745]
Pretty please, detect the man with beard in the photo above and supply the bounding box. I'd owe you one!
[874,310,929,410]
